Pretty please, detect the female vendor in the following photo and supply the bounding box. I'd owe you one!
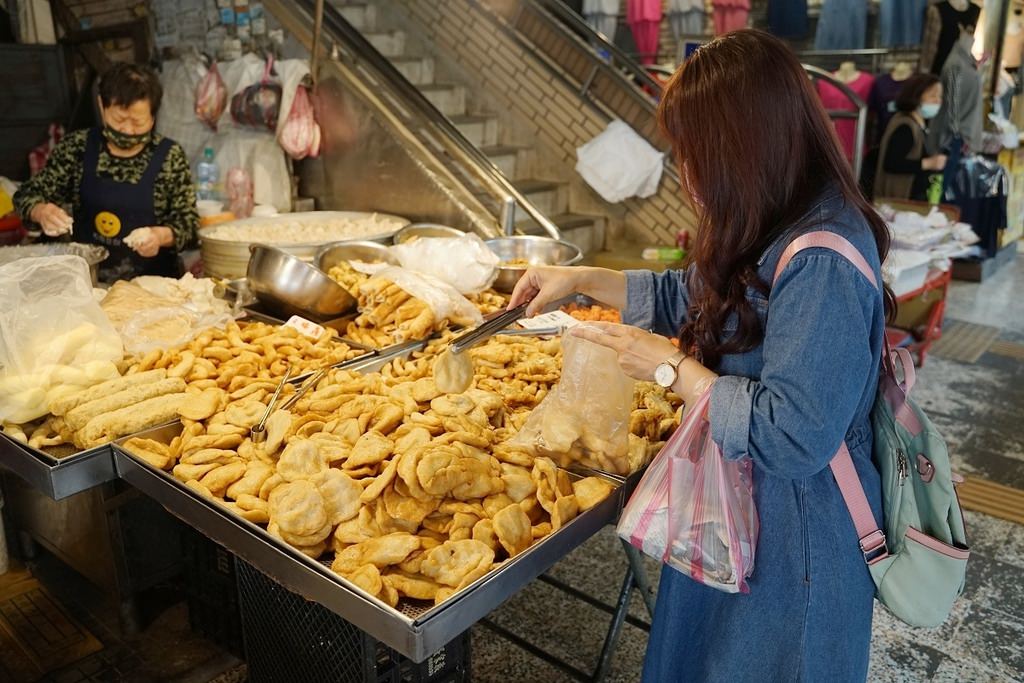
[14,62,198,282]
[510,30,889,681]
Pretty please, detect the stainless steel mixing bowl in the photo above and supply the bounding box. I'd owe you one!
[485,236,583,293]
[392,223,464,244]
[247,244,357,321]
[315,241,399,272]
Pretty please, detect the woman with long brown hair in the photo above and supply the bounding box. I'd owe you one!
[509,30,889,680]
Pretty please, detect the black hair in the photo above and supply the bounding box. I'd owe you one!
[894,73,940,113]
[98,62,163,115]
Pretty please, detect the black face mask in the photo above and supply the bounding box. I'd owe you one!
[103,124,152,150]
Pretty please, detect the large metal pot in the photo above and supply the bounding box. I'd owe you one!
[0,243,109,286]
[201,211,410,279]
[485,236,583,293]
[246,244,357,321]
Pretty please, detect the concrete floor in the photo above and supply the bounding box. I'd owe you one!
[12,255,1024,683]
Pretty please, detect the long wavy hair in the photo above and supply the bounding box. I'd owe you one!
[658,29,893,369]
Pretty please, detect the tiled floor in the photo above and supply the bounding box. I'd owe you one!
[8,257,1023,682]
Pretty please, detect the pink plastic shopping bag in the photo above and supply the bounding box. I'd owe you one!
[617,384,759,593]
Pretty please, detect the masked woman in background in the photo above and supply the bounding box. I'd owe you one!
[875,73,948,201]
[14,62,198,282]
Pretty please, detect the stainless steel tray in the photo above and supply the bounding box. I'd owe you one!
[112,424,622,661]
[0,432,116,500]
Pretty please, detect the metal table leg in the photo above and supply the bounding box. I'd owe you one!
[621,539,656,618]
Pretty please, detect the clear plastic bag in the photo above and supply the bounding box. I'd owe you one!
[195,59,227,130]
[511,331,634,474]
[371,266,483,329]
[278,84,320,160]
[0,256,123,423]
[390,234,498,295]
[617,385,759,593]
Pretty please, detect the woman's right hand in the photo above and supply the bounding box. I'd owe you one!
[30,202,73,236]
[508,266,626,317]
[922,154,948,172]
[508,266,583,317]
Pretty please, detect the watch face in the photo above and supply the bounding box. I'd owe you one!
[654,363,675,388]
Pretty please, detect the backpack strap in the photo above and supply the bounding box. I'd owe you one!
[772,230,890,564]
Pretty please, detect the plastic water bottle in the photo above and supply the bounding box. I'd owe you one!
[196,147,220,201]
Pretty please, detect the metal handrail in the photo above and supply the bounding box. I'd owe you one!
[527,0,664,95]
[802,64,868,180]
[293,0,561,239]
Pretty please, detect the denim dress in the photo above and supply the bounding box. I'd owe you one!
[624,189,885,682]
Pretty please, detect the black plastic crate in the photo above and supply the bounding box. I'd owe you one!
[182,529,245,658]
[236,560,470,683]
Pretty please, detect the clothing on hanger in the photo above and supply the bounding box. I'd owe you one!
[868,72,911,145]
[814,0,867,51]
[712,0,751,35]
[928,1,981,75]
[583,0,621,40]
[668,0,705,39]
[627,0,662,64]
[767,0,809,40]
[817,71,875,163]
[880,0,928,47]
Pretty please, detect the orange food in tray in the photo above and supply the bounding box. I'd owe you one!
[560,303,621,323]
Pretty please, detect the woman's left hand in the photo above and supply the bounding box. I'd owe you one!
[126,226,174,257]
[570,322,679,382]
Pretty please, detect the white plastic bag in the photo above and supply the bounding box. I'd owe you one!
[390,234,498,294]
[511,331,635,474]
[0,256,123,423]
[575,119,664,203]
[372,266,483,328]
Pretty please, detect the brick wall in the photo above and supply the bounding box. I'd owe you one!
[401,0,695,247]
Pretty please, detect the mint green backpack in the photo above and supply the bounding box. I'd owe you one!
[775,232,970,628]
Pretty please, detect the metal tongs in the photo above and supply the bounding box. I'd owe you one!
[449,303,530,355]
[250,365,293,444]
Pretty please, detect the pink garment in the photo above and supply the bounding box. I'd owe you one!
[628,0,662,64]
[816,71,875,164]
[627,0,662,23]
[713,7,749,33]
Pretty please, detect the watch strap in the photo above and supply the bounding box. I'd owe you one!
[666,350,687,369]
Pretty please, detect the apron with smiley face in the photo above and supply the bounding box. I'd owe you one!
[75,127,180,282]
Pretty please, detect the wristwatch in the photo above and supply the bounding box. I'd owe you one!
[654,351,687,389]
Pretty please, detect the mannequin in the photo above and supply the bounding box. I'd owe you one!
[891,61,914,81]
[928,25,983,190]
[920,0,981,74]
[835,61,861,83]
[1003,1,1024,72]
[817,62,875,163]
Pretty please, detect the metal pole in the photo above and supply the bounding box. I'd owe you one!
[310,0,324,85]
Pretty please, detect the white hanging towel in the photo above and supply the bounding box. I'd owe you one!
[575,120,664,203]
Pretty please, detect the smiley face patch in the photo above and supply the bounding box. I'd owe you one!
[94,211,122,238]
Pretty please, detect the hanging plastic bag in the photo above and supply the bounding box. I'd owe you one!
[617,384,759,594]
[226,167,254,218]
[195,59,228,130]
[511,331,635,475]
[278,83,321,160]
[0,256,123,424]
[230,56,282,131]
[390,234,498,294]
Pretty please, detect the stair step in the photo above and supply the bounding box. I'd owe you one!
[513,179,568,219]
[336,3,377,31]
[392,57,435,86]
[451,114,499,147]
[365,31,406,58]
[481,145,521,177]
[518,213,606,254]
[420,83,467,117]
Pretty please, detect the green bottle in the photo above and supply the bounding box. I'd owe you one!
[927,174,943,206]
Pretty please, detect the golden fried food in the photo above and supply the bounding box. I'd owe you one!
[276,440,329,482]
[331,532,421,573]
[420,539,495,588]
[268,480,329,538]
[66,377,187,431]
[433,349,473,394]
[49,369,168,416]
[179,387,226,421]
[346,431,393,469]
[77,392,187,449]
[383,571,441,601]
[572,476,615,512]
[313,469,363,525]
[491,504,532,557]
